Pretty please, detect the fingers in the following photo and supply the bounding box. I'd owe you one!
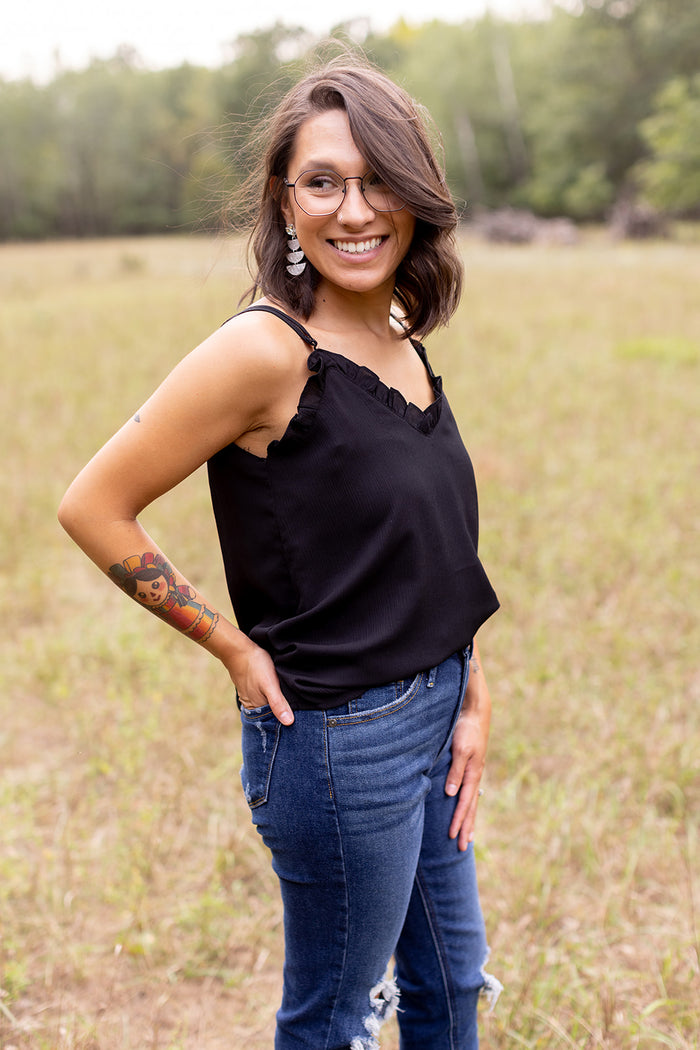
[446,750,483,850]
[267,692,295,726]
[258,661,295,724]
[240,697,295,725]
[235,649,295,725]
[448,781,481,850]
[445,711,488,849]
[240,683,294,725]
[445,749,468,797]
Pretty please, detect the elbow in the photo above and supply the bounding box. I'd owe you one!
[57,486,83,540]
[58,473,97,543]
[58,477,138,548]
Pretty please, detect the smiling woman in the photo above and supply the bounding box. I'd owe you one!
[245,60,462,338]
[276,108,417,303]
[59,54,501,1050]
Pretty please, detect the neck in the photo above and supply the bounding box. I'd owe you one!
[309,278,397,339]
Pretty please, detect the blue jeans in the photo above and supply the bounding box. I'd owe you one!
[239,647,501,1049]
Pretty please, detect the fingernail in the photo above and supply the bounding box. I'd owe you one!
[445,783,457,796]
[280,711,294,725]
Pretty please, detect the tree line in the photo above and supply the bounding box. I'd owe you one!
[1,0,699,240]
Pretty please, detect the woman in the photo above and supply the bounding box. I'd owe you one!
[59,57,502,1050]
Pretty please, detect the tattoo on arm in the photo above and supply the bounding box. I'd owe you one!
[109,552,219,644]
[470,657,481,675]
[133,412,141,423]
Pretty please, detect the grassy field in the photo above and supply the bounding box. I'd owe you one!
[1,231,698,1049]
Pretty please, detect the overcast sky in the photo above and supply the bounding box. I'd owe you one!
[4,0,548,81]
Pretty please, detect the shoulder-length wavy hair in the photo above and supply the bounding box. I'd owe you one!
[240,57,463,339]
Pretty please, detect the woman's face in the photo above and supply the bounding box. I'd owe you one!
[281,109,415,301]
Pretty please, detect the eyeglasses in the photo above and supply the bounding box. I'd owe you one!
[283,169,406,216]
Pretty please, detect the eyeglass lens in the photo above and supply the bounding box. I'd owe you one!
[292,170,405,215]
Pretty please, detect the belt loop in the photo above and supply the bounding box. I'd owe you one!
[427,665,438,688]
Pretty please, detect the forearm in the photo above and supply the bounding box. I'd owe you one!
[108,545,221,645]
[59,502,236,652]
[105,533,292,720]
[58,501,295,721]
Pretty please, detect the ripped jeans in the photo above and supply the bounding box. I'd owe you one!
[239,647,501,1049]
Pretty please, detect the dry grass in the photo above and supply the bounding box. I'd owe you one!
[0,231,698,1048]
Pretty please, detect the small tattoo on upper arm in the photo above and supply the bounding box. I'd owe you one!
[133,412,141,423]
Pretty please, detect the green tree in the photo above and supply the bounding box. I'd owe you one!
[48,54,221,235]
[50,56,166,234]
[145,63,224,230]
[0,79,61,238]
[519,0,700,217]
[636,74,700,214]
[4,3,700,239]
[374,18,523,210]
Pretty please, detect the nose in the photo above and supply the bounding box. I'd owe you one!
[338,178,375,226]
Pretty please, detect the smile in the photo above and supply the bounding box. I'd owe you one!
[331,237,384,255]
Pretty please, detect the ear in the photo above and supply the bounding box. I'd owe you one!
[280,195,294,228]
[271,174,294,228]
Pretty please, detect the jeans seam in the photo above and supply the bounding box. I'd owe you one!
[414,865,457,1050]
[323,712,335,800]
[324,783,351,1049]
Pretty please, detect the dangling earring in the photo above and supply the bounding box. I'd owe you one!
[285,224,306,276]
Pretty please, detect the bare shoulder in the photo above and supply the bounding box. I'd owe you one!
[212,304,309,384]
[162,302,310,424]
[132,301,312,461]
[191,304,305,377]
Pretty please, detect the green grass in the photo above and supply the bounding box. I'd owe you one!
[1,232,698,1048]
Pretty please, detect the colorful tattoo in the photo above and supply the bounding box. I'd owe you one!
[109,552,219,643]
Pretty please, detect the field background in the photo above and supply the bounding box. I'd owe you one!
[1,232,698,1049]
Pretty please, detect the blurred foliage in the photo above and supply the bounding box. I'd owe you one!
[1,0,699,239]
[636,74,700,213]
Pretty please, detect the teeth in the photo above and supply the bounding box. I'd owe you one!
[333,237,383,255]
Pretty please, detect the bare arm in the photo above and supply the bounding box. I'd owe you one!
[444,639,492,850]
[58,313,302,725]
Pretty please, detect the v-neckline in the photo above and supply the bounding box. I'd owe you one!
[241,303,443,434]
[308,344,443,435]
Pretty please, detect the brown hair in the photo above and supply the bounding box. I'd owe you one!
[240,57,463,339]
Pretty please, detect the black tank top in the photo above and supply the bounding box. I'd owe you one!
[207,305,499,710]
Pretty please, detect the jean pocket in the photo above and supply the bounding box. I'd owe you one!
[326,672,423,727]
[239,705,281,808]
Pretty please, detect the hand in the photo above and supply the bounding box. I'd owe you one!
[444,642,491,850]
[225,639,295,726]
[445,713,487,850]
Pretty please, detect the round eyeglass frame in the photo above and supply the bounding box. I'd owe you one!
[283,170,407,216]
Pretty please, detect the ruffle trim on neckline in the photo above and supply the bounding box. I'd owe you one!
[312,346,443,435]
[268,350,326,451]
[268,342,443,455]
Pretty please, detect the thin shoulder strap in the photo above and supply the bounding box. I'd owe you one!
[391,312,436,380]
[412,338,436,379]
[240,304,318,348]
